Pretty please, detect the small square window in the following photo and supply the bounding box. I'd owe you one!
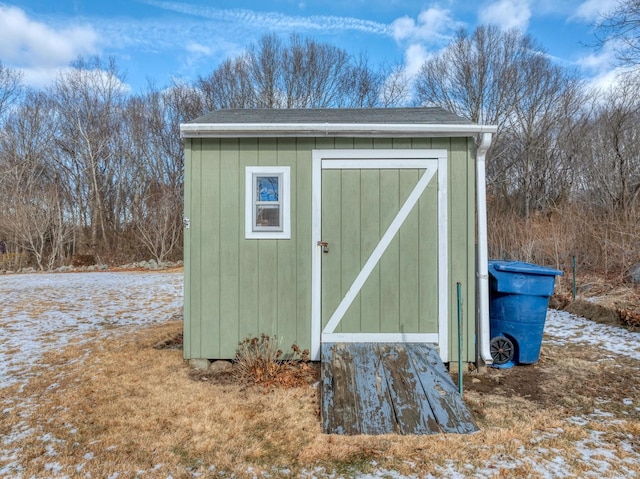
[245,167,290,239]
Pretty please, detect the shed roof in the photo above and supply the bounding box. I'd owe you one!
[180,108,497,138]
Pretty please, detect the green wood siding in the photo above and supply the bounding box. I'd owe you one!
[183,136,477,361]
[320,166,439,336]
[446,137,477,362]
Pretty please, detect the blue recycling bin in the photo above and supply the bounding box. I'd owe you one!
[488,260,563,365]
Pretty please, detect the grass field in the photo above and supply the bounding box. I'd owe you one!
[1,270,639,478]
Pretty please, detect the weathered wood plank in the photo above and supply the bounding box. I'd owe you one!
[349,343,396,434]
[377,344,440,434]
[409,344,479,434]
[322,342,478,435]
[321,343,359,435]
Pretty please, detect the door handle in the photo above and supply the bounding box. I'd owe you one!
[317,241,329,253]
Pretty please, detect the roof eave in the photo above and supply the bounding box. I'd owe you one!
[179,122,498,138]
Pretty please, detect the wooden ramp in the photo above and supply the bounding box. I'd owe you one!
[321,343,479,435]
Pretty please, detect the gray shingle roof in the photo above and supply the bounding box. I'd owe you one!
[187,107,473,125]
[180,107,496,138]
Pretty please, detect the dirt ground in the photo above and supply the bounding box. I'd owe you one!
[2,270,639,478]
[462,341,640,413]
[464,280,640,417]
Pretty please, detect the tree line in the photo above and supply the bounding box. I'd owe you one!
[1,8,640,275]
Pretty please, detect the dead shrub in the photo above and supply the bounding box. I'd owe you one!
[234,334,314,387]
[617,308,640,329]
[72,254,96,267]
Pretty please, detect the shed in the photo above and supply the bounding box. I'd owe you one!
[180,108,497,366]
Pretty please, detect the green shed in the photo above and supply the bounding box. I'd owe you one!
[180,108,497,366]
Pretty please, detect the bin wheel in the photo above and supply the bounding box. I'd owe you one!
[490,336,515,365]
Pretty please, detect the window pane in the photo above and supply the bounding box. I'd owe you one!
[257,176,279,201]
[256,205,281,228]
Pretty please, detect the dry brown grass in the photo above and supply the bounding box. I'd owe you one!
[487,203,640,279]
[2,321,639,478]
[233,334,313,387]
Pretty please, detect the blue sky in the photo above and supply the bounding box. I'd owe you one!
[0,0,623,94]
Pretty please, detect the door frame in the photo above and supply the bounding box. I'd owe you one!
[311,149,449,361]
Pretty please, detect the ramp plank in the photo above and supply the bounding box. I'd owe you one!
[321,343,478,435]
[408,344,479,434]
[349,343,396,434]
[377,344,440,434]
[321,343,359,434]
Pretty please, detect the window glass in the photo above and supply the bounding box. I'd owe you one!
[257,176,279,201]
[256,205,280,227]
[245,167,290,239]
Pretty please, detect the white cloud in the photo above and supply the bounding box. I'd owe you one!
[478,0,532,31]
[182,42,214,70]
[585,67,626,92]
[391,16,415,41]
[404,43,429,78]
[186,42,212,56]
[575,37,619,72]
[391,7,462,45]
[573,37,628,92]
[572,0,619,23]
[0,5,99,88]
[0,5,98,67]
[388,7,463,105]
[140,0,391,36]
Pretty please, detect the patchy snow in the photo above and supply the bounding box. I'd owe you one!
[0,271,183,390]
[545,309,640,361]
[1,272,639,478]
[0,271,183,478]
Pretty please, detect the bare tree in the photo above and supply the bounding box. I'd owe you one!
[0,91,70,270]
[50,56,127,255]
[594,0,640,66]
[415,25,536,128]
[124,80,204,262]
[0,62,22,118]
[379,65,411,107]
[198,33,386,110]
[415,25,585,216]
[199,56,254,110]
[578,75,640,212]
[133,180,182,262]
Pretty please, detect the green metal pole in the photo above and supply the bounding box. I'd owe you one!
[457,282,463,396]
[572,255,577,301]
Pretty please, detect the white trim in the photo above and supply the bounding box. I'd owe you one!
[317,149,448,161]
[437,155,449,362]
[311,149,449,362]
[180,122,497,138]
[321,165,436,335]
[322,159,437,169]
[311,153,323,361]
[244,166,291,239]
[322,333,440,343]
[476,132,494,365]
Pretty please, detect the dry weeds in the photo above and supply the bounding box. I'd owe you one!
[1,319,638,478]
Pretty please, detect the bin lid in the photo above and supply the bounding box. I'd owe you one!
[489,260,563,276]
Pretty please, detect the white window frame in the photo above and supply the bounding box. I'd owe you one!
[245,166,291,239]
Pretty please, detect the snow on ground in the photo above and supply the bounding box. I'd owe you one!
[0,271,183,390]
[1,271,639,478]
[545,309,640,361]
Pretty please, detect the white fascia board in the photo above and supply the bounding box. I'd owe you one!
[180,122,498,138]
